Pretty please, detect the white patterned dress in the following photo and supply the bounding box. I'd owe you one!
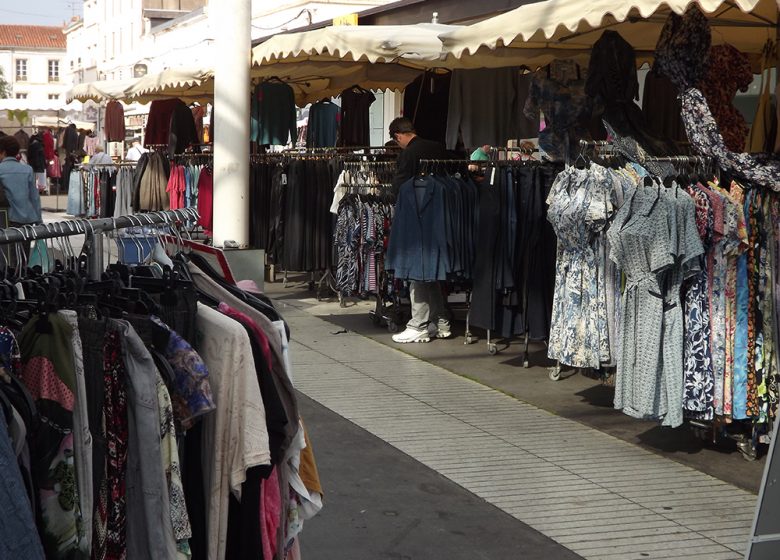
[547,165,615,368]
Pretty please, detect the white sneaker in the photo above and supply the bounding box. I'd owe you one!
[428,323,451,339]
[436,327,452,339]
[392,328,431,344]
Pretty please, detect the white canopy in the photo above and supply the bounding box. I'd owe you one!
[125,67,214,103]
[32,115,95,131]
[253,23,458,67]
[66,79,139,103]
[439,0,780,68]
[251,23,461,105]
[0,98,84,112]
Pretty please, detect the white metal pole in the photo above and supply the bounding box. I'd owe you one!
[211,0,251,247]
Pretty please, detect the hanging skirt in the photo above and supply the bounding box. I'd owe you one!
[67,171,84,216]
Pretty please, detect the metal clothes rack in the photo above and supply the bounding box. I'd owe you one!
[418,157,550,364]
[282,146,400,154]
[0,208,199,281]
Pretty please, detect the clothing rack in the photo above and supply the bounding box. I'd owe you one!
[78,162,137,168]
[0,208,199,280]
[0,208,198,244]
[283,146,400,154]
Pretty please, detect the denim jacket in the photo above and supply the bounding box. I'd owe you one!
[0,157,41,224]
[386,176,449,281]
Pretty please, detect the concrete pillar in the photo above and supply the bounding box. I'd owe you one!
[211,0,251,247]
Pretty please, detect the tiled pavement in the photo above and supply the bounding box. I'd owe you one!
[278,300,757,560]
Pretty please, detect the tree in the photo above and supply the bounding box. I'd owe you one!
[0,67,9,99]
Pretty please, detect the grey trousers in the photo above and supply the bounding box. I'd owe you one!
[407,281,452,331]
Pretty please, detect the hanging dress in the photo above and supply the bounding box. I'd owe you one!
[546,165,614,368]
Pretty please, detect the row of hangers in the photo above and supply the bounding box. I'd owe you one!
[574,139,716,187]
[0,214,196,332]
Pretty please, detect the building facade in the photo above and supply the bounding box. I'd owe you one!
[65,0,392,86]
[0,25,68,103]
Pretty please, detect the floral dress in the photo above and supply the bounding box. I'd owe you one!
[732,184,750,419]
[547,165,614,368]
[655,9,780,187]
[715,183,749,418]
[682,185,715,420]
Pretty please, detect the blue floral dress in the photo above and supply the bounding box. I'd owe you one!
[547,165,614,368]
[682,185,715,419]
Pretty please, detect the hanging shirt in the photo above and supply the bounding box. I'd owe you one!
[306,100,340,148]
[104,100,126,143]
[403,71,452,145]
[195,304,270,560]
[525,61,592,161]
[251,82,297,146]
[338,87,375,147]
[446,67,537,150]
[0,156,41,224]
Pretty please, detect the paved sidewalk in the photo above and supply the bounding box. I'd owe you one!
[278,298,756,560]
[298,393,583,560]
[270,284,765,494]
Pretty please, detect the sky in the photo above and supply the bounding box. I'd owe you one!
[1,1,82,26]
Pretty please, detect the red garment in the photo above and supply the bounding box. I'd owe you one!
[699,45,752,152]
[104,100,126,142]
[196,167,213,234]
[144,99,180,147]
[166,164,186,210]
[217,303,272,371]
[260,468,281,560]
[42,130,55,161]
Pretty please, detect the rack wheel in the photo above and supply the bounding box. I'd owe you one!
[737,439,758,462]
[339,298,346,308]
[308,281,315,291]
[523,358,530,369]
[464,335,475,345]
[370,313,380,326]
[549,367,561,381]
[387,321,399,333]
[488,343,498,355]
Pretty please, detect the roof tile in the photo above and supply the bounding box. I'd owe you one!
[0,25,66,50]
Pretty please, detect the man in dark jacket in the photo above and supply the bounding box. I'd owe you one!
[390,117,446,194]
[387,118,452,344]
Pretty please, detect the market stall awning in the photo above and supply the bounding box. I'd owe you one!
[0,98,84,112]
[439,0,780,67]
[252,23,464,105]
[253,23,458,67]
[66,79,139,103]
[125,67,214,103]
[32,115,95,131]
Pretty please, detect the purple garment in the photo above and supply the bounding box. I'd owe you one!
[151,317,215,429]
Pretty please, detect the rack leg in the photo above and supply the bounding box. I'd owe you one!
[464,290,475,344]
[487,329,497,355]
[522,331,530,368]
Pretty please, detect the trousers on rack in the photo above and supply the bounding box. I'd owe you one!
[407,281,451,331]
